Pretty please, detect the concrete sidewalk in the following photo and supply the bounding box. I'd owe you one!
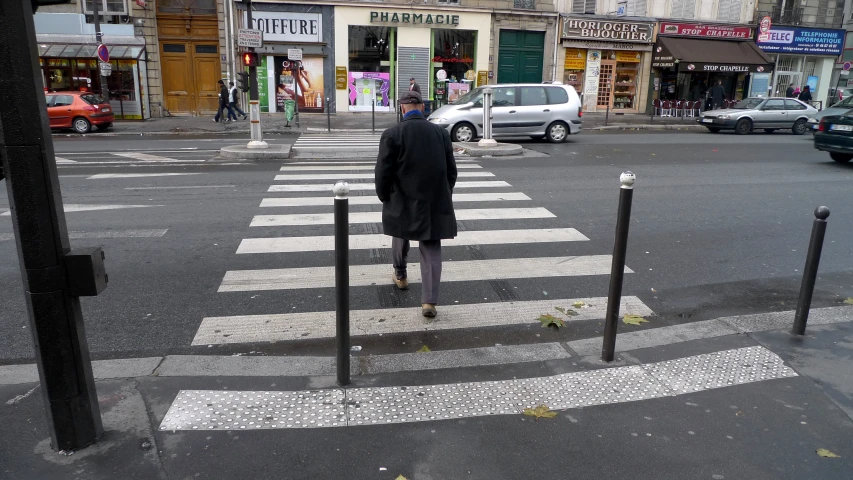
[53,111,704,137]
[1,308,852,479]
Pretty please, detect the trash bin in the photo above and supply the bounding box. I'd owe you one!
[284,99,296,124]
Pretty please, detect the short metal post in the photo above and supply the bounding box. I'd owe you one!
[372,98,375,133]
[792,206,830,336]
[602,172,636,362]
[478,88,496,147]
[605,102,610,126]
[333,181,351,385]
[326,97,331,132]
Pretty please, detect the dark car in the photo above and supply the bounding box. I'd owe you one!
[45,91,114,134]
[814,114,853,163]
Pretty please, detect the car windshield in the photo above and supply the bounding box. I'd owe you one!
[732,98,765,109]
[80,94,104,106]
[452,88,483,106]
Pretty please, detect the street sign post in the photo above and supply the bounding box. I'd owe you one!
[237,28,263,48]
[97,44,109,63]
[287,48,303,61]
[99,62,112,76]
[245,0,267,150]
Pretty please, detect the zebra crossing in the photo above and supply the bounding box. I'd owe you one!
[292,133,383,158]
[190,159,654,347]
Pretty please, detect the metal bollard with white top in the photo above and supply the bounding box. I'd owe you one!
[602,172,636,362]
[333,181,350,385]
[478,88,497,147]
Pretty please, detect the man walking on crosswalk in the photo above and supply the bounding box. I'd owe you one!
[376,90,458,318]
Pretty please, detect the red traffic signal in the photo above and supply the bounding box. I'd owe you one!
[242,52,261,67]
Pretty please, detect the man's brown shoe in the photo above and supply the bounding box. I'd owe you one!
[392,273,409,290]
[422,303,437,318]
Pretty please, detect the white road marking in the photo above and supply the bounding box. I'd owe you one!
[1,204,161,216]
[237,228,588,254]
[286,160,478,165]
[274,172,494,181]
[111,153,179,162]
[218,254,623,292]
[55,157,76,164]
[126,185,236,190]
[59,150,220,155]
[87,173,205,179]
[278,165,482,171]
[250,207,554,226]
[268,181,511,192]
[193,296,651,344]
[258,192,530,207]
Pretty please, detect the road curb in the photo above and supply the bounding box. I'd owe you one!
[219,144,292,160]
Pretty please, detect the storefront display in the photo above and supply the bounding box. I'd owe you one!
[560,16,654,112]
[274,56,326,113]
[348,72,391,111]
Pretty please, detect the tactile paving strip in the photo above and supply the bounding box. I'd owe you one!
[159,347,798,431]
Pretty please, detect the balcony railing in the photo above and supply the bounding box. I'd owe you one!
[757,6,803,25]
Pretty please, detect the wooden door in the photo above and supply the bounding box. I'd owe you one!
[597,61,615,109]
[161,43,192,114]
[193,44,220,114]
[157,14,220,115]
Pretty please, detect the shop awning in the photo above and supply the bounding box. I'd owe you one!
[36,34,146,59]
[651,36,773,73]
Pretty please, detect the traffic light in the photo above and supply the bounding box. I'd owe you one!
[242,52,261,67]
[236,71,250,93]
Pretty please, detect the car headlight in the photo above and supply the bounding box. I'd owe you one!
[807,118,817,123]
[716,114,730,119]
[429,117,446,123]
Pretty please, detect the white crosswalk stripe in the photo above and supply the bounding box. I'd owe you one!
[278,164,483,171]
[259,192,531,207]
[249,207,555,226]
[274,171,493,181]
[268,181,511,192]
[293,134,382,150]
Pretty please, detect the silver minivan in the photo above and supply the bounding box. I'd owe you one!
[428,83,582,143]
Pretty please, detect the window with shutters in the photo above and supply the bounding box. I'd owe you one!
[716,0,742,23]
[671,0,696,19]
[625,0,647,17]
[571,0,596,14]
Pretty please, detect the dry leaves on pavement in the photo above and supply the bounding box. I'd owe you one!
[523,404,558,419]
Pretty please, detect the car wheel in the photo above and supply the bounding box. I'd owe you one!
[829,152,853,163]
[95,123,112,131]
[764,129,776,133]
[451,122,475,143]
[72,117,91,134]
[546,121,569,143]
[792,118,807,135]
[706,127,721,133]
[734,118,752,135]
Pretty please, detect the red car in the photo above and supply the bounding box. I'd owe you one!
[45,91,114,134]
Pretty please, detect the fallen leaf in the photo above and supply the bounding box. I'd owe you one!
[417,345,431,353]
[572,301,586,308]
[523,404,558,419]
[555,306,567,315]
[396,476,409,480]
[816,448,840,458]
[538,314,565,329]
[843,297,853,305]
[564,309,579,317]
[736,411,744,417]
[623,314,649,326]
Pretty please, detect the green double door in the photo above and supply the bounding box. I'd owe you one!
[497,30,545,84]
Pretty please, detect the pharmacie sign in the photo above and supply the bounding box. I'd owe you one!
[560,17,654,43]
[370,11,460,26]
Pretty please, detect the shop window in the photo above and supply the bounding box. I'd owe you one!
[545,87,569,104]
[83,0,127,16]
[348,26,392,73]
[493,87,517,106]
[520,87,548,106]
[433,29,477,83]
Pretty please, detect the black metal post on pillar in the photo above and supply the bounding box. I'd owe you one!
[327,97,331,132]
[0,0,105,451]
[605,102,610,126]
[601,172,636,362]
[333,181,351,386]
[372,99,375,133]
[91,0,109,101]
[792,206,830,336]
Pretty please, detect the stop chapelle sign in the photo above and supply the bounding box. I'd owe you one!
[97,44,109,63]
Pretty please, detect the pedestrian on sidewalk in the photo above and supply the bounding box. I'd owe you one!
[798,85,813,104]
[709,80,725,110]
[376,90,457,318]
[214,80,234,123]
[228,82,248,120]
[409,77,421,94]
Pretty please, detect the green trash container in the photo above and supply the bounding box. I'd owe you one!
[284,99,296,124]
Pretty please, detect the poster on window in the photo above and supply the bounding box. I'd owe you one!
[347,72,391,112]
[446,82,470,103]
[274,55,325,113]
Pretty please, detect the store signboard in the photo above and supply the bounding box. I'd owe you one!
[560,17,654,43]
[562,40,652,51]
[658,22,753,39]
[244,11,322,43]
[749,72,771,97]
[615,51,641,62]
[335,66,348,90]
[564,48,586,69]
[755,27,843,55]
[237,29,263,48]
[476,70,488,87]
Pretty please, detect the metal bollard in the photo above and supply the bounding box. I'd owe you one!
[601,172,636,362]
[605,102,610,126]
[792,206,830,336]
[326,97,331,132]
[372,98,376,133]
[333,181,351,385]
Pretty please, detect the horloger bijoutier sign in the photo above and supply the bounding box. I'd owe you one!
[560,17,654,43]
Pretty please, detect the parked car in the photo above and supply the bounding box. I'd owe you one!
[45,91,114,134]
[827,87,853,104]
[814,113,853,163]
[807,95,853,131]
[427,83,582,143]
[698,97,817,135]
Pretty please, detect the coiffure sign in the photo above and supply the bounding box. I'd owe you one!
[243,11,322,43]
[560,17,654,43]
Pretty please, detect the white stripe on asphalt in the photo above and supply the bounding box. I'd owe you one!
[237,228,588,254]
[268,181,510,192]
[126,185,236,190]
[62,160,207,165]
[193,296,652,344]
[286,161,479,165]
[112,153,178,162]
[218,254,623,292]
[274,172,494,181]
[55,157,76,164]
[278,165,482,171]
[159,346,796,431]
[1,204,161,216]
[250,207,555,226]
[60,150,220,155]
[259,192,530,207]
[87,173,204,179]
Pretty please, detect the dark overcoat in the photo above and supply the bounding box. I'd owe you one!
[375,111,458,241]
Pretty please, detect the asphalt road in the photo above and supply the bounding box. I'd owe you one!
[1,131,852,363]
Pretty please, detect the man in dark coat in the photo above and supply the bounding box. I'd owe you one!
[798,85,813,103]
[376,90,457,318]
[409,77,421,94]
[214,79,232,122]
[709,80,725,110]
[785,85,795,98]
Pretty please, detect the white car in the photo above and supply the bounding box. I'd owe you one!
[698,97,818,135]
